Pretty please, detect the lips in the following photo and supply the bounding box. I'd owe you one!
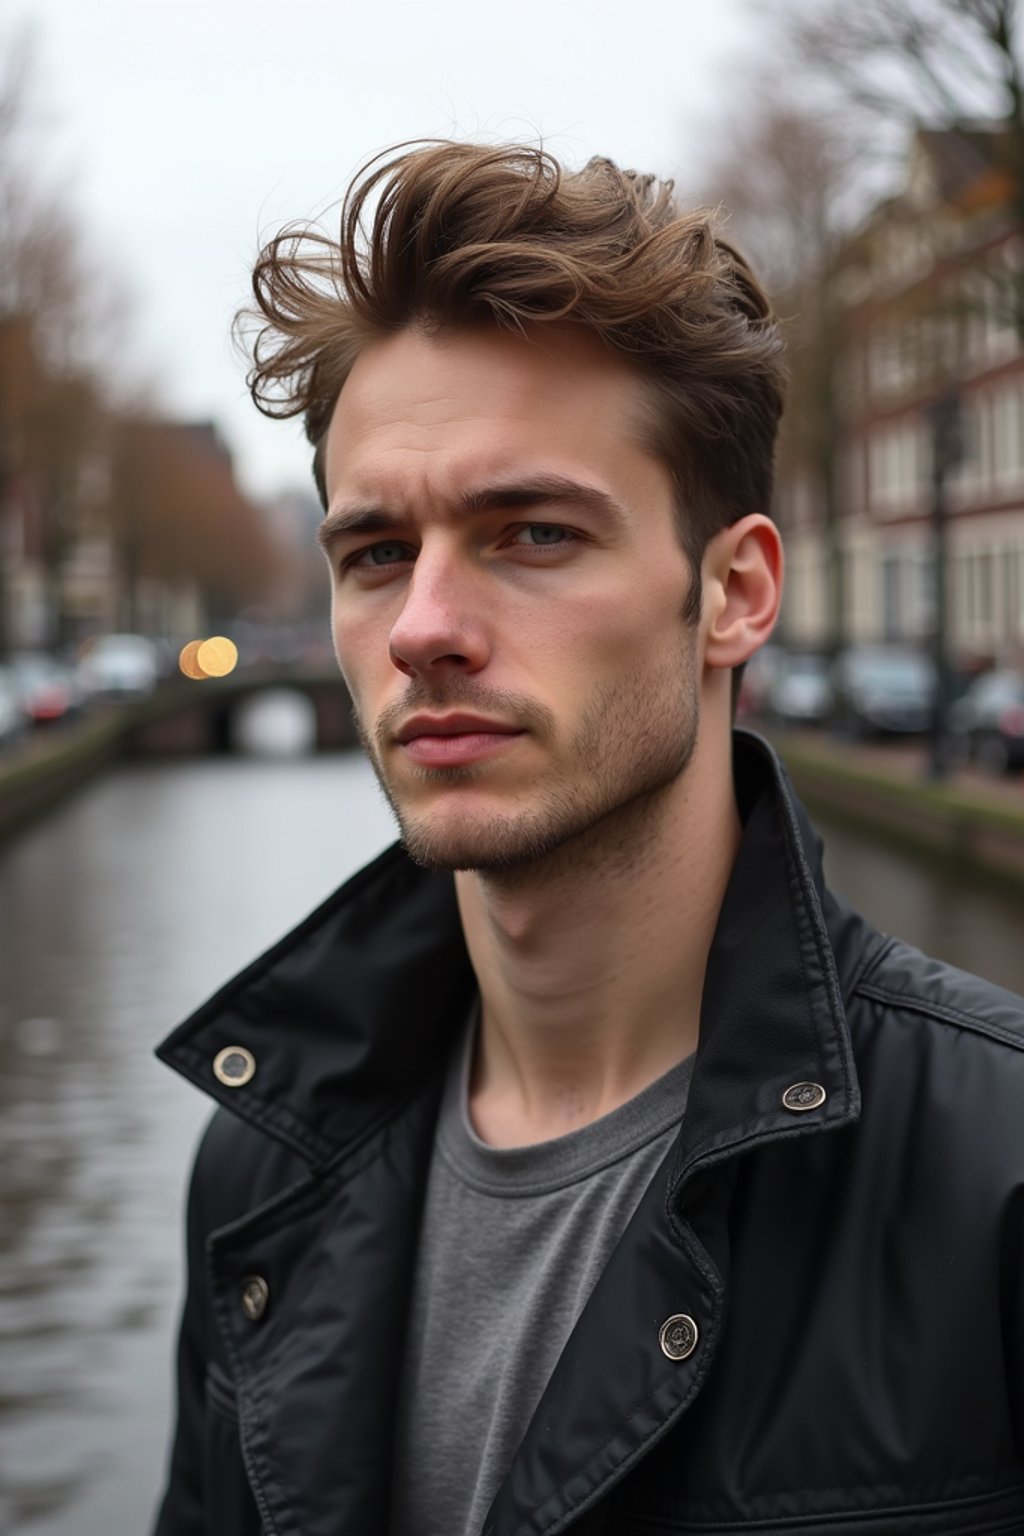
[395,713,520,743]
[395,714,524,767]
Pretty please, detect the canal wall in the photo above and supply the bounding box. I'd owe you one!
[0,713,126,843]
[772,732,1024,896]
[0,673,358,844]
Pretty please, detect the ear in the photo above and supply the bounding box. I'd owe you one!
[700,514,783,671]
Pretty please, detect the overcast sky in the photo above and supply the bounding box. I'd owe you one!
[12,0,763,502]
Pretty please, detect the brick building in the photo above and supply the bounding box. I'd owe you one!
[777,127,1024,670]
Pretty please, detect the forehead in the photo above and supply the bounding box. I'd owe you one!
[322,322,660,505]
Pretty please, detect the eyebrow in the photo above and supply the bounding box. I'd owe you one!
[317,474,627,550]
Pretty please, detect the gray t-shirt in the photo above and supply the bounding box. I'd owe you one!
[389,1021,694,1536]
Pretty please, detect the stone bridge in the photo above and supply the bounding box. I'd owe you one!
[0,669,360,842]
[125,668,358,755]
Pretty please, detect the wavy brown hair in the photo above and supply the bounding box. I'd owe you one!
[242,140,785,595]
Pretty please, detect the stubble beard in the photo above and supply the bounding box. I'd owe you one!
[355,632,700,879]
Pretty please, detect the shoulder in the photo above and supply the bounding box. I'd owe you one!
[837,938,1024,1207]
[853,936,1024,1057]
[845,936,1024,1175]
[825,886,1024,1058]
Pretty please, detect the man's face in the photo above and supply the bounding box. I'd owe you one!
[321,322,702,873]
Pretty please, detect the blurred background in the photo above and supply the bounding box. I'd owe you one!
[2,1,1024,1531]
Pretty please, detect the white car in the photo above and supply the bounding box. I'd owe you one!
[769,653,833,726]
[77,634,159,698]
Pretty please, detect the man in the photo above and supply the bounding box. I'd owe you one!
[154,143,1024,1536]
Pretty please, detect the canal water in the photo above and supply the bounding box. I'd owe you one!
[2,747,1023,1535]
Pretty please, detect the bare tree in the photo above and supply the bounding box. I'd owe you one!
[0,21,84,363]
[0,13,150,651]
[785,0,1022,132]
[702,97,856,655]
[108,419,281,631]
[782,0,1024,234]
[0,16,110,651]
[704,96,853,291]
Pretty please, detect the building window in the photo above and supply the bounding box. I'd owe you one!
[841,442,865,515]
[953,553,970,649]
[965,551,977,630]
[911,551,934,638]
[881,554,902,641]
[963,272,988,369]
[993,388,1011,489]
[868,419,926,516]
[1004,547,1022,643]
[867,432,886,510]
[989,263,1019,364]
[978,392,994,495]
[977,550,994,628]
[954,396,983,503]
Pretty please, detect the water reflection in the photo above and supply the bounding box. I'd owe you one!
[820,819,1024,995]
[0,754,398,1535]
[1,753,1021,1533]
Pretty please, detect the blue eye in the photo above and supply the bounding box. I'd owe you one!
[520,524,568,545]
[359,542,410,566]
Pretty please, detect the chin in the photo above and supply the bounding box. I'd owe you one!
[394,792,638,875]
[398,819,542,874]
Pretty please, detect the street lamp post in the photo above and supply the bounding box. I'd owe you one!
[925,389,963,781]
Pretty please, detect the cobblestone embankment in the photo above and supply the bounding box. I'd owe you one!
[767,726,1024,896]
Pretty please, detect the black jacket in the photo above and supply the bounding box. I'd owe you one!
[153,733,1024,1536]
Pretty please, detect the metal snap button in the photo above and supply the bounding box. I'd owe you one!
[240,1275,269,1322]
[782,1081,826,1112]
[659,1313,698,1360]
[213,1046,256,1088]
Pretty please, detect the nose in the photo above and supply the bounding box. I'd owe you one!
[388,546,490,680]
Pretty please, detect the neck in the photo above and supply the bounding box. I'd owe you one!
[456,731,741,1148]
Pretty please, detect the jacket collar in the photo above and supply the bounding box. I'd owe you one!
[156,730,859,1172]
[671,728,860,1189]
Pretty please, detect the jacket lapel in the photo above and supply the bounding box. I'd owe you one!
[156,844,476,1163]
[482,1148,726,1536]
[205,1080,445,1536]
[484,739,861,1534]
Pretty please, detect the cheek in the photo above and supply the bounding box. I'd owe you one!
[329,599,347,669]
[544,578,687,680]
[331,607,372,699]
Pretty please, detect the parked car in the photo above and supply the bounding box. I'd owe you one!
[949,670,1024,774]
[77,633,159,698]
[768,652,833,726]
[10,652,81,726]
[0,664,29,748]
[831,646,936,737]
